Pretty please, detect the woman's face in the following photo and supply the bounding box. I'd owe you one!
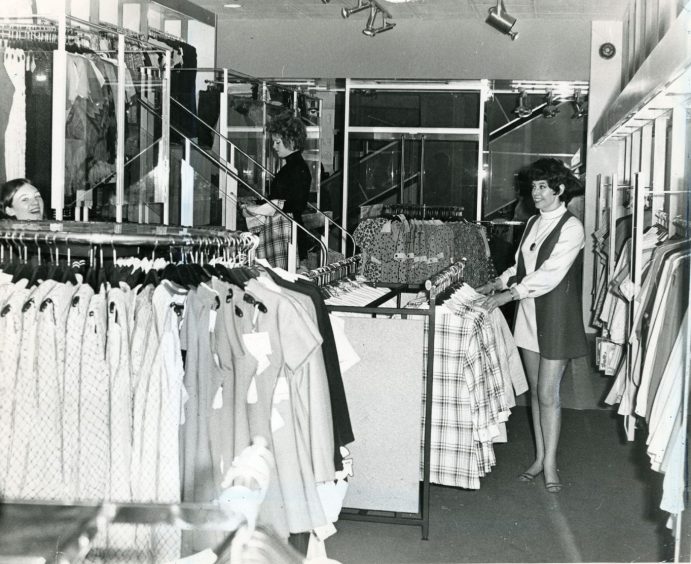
[531,180,563,212]
[6,183,44,220]
[272,135,295,159]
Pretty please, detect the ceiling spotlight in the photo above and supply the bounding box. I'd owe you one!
[572,89,587,119]
[486,0,518,40]
[542,90,560,118]
[362,3,395,36]
[513,89,532,118]
[342,0,371,18]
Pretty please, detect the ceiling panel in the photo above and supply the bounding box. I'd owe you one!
[194,0,628,21]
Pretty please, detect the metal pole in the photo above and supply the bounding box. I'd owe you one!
[115,33,126,224]
[341,78,352,255]
[399,136,406,203]
[221,68,237,230]
[608,174,617,280]
[161,50,171,225]
[476,80,489,220]
[51,6,67,220]
[419,135,426,205]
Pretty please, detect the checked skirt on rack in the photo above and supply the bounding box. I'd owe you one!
[248,214,292,270]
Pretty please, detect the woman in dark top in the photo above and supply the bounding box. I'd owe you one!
[266,111,312,262]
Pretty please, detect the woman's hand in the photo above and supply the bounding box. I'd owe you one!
[480,291,514,313]
[475,278,501,295]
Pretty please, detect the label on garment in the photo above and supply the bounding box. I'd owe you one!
[271,407,285,432]
[272,376,290,405]
[212,386,223,409]
[212,351,221,369]
[208,309,217,333]
[243,332,271,375]
[620,278,637,301]
[247,377,258,404]
[393,252,406,261]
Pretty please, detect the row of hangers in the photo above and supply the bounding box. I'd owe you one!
[307,255,362,288]
[381,204,468,222]
[425,259,467,301]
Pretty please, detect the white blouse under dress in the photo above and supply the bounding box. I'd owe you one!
[498,204,585,354]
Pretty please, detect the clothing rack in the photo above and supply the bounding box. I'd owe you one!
[0,16,172,222]
[627,176,691,559]
[0,220,258,258]
[381,204,465,221]
[148,27,187,44]
[307,254,362,287]
[424,259,467,298]
[322,260,465,539]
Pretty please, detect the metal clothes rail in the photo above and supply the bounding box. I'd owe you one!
[0,220,258,254]
[311,259,466,539]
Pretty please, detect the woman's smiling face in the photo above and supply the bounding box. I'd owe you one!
[531,180,563,212]
[7,183,44,220]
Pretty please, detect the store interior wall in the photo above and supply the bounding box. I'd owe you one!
[215,18,592,80]
[584,20,624,331]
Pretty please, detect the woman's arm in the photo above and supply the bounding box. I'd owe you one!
[512,217,585,300]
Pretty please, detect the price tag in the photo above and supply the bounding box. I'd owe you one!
[273,376,290,404]
[212,386,223,409]
[208,309,217,333]
[271,407,285,432]
[247,377,258,404]
[243,332,272,375]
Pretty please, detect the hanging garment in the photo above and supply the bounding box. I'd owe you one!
[78,289,110,500]
[0,49,15,184]
[414,283,515,490]
[4,48,26,181]
[63,283,95,498]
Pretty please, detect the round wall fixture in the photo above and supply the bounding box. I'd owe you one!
[599,42,616,59]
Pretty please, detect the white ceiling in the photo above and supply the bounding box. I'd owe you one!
[195,0,629,21]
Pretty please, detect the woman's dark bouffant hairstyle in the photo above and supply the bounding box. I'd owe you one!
[1,178,33,212]
[527,158,584,204]
[266,110,307,152]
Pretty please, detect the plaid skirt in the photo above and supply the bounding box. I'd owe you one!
[248,213,292,270]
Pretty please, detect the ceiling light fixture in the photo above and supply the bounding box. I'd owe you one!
[542,90,560,118]
[223,3,242,7]
[572,89,587,119]
[362,3,395,36]
[513,89,532,118]
[341,0,372,18]
[486,0,518,40]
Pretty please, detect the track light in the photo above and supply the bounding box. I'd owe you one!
[341,0,371,18]
[542,90,560,118]
[572,89,587,119]
[486,0,518,40]
[513,89,532,118]
[362,4,395,36]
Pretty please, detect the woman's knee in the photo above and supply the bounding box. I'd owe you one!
[537,386,561,409]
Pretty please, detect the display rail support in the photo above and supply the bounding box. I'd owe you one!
[321,263,465,540]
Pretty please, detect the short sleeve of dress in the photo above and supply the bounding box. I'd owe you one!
[278,296,323,374]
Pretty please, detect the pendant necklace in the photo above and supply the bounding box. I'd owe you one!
[529,216,559,252]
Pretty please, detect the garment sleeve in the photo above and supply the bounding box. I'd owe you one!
[497,265,516,290]
[511,217,585,299]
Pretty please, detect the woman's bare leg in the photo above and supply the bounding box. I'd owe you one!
[536,356,569,487]
[520,348,544,477]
